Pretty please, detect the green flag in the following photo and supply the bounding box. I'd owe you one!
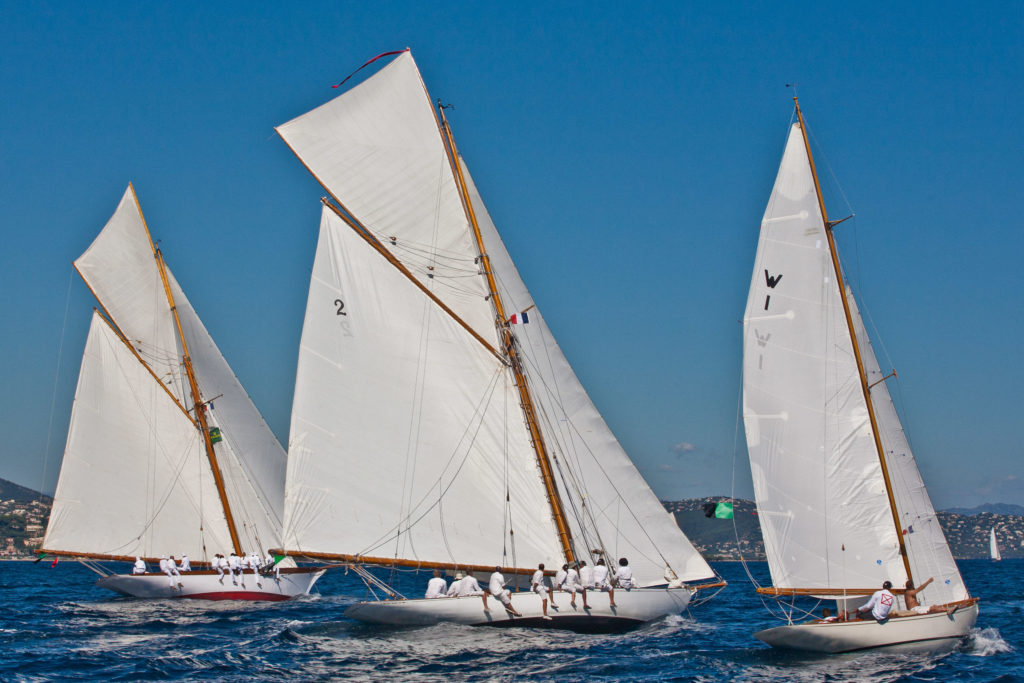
[714,502,734,519]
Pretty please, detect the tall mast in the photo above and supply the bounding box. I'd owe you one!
[793,99,913,584]
[435,104,576,565]
[133,192,243,556]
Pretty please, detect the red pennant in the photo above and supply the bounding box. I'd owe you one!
[333,49,410,89]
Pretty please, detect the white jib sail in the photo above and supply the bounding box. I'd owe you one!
[990,528,1001,561]
[166,271,287,556]
[743,123,907,591]
[462,161,716,586]
[276,51,494,344]
[847,286,967,603]
[44,312,233,559]
[283,207,563,568]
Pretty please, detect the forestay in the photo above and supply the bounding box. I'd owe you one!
[742,123,907,591]
[44,313,233,558]
[283,207,564,568]
[462,162,716,586]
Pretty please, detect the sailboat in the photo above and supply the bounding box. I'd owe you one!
[272,49,723,631]
[40,185,325,600]
[990,528,1001,561]
[741,100,979,652]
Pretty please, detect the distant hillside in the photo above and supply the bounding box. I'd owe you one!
[664,498,1024,560]
[945,503,1024,517]
[0,477,51,504]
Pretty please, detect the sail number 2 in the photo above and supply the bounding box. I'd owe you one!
[334,299,347,316]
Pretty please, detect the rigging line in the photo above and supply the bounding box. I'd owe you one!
[41,270,74,502]
[394,293,433,562]
[357,369,505,557]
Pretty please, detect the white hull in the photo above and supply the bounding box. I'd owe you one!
[754,602,979,653]
[95,568,325,601]
[345,587,693,633]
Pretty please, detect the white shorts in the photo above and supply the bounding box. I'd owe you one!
[490,589,511,605]
[533,585,549,599]
[562,584,579,594]
[912,605,929,615]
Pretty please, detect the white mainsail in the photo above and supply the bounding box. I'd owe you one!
[278,50,715,588]
[44,185,287,561]
[742,117,967,601]
[990,528,1001,561]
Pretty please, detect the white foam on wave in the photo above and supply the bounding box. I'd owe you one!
[962,627,1013,657]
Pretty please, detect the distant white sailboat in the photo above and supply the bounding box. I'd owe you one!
[41,186,324,600]
[273,49,723,631]
[741,100,978,652]
[990,527,1001,561]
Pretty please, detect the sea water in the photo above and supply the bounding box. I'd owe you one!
[1,559,1017,681]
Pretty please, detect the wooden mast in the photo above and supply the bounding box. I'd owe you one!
[792,99,913,584]
[434,104,576,566]
[131,188,244,556]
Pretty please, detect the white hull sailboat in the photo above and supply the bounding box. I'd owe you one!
[273,49,723,630]
[754,602,979,654]
[41,185,322,601]
[346,587,693,632]
[96,566,323,601]
[741,100,978,651]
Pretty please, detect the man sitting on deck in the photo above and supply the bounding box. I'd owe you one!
[447,571,490,609]
[531,563,556,619]
[425,569,448,598]
[489,567,522,617]
[851,581,895,621]
[890,577,956,616]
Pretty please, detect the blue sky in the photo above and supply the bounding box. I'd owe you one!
[1,1,1020,508]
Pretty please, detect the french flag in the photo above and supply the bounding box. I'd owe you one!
[509,311,530,325]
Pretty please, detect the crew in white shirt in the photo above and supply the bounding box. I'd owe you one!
[613,557,633,590]
[578,560,594,609]
[247,551,263,587]
[488,567,522,617]
[159,555,181,589]
[178,555,191,572]
[425,569,449,598]
[554,564,568,592]
[563,563,582,608]
[531,563,556,619]
[132,557,147,575]
[853,581,896,621]
[264,550,280,581]
[447,571,489,608]
[228,552,242,586]
[214,554,227,583]
[593,558,616,607]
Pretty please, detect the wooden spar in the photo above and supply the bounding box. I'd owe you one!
[270,549,553,577]
[433,104,576,566]
[757,586,906,597]
[128,186,243,557]
[793,98,913,585]
[319,199,504,363]
[85,303,199,427]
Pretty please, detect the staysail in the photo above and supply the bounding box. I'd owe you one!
[743,110,967,601]
[43,186,286,561]
[278,50,715,587]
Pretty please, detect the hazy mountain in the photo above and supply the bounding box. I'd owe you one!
[0,477,51,504]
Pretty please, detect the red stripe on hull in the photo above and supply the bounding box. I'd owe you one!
[180,591,291,602]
